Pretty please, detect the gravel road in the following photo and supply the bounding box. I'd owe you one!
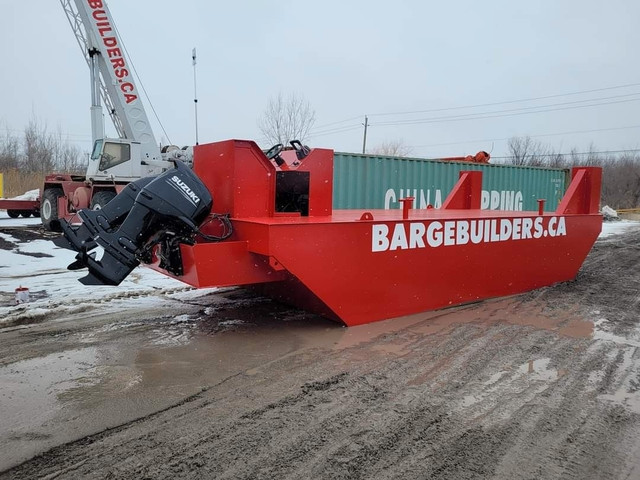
[1,225,639,479]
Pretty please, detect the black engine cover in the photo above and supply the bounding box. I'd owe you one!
[60,161,213,286]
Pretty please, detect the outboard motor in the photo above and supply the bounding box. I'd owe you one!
[62,161,212,286]
[59,176,156,255]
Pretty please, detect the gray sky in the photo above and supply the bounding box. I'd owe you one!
[2,0,640,159]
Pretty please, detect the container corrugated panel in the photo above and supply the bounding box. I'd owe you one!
[333,153,569,212]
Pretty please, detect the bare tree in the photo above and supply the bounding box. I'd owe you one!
[502,135,640,208]
[17,118,86,174]
[0,125,20,171]
[51,127,86,173]
[369,139,413,157]
[600,153,640,208]
[23,118,56,174]
[57,142,86,173]
[258,93,316,146]
[507,136,548,166]
[545,148,567,168]
[584,143,603,167]
[0,119,87,197]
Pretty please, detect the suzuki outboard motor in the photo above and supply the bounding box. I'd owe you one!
[59,176,156,255]
[63,161,212,286]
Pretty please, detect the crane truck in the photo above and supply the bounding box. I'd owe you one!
[34,0,190,230]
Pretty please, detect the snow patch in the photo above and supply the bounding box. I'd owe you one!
[601,205,619,221]
[0,228,217,326]
[4,189,39,201]
[599,220,638,238]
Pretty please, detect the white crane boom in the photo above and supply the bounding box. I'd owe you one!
[60,0,172,180]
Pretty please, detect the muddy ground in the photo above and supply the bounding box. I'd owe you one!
[1,226,640,479]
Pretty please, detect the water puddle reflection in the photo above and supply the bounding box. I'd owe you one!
[0,347,99,438]
[517,358,565,381]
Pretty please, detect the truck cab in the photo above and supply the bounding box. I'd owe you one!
[88,138,142,181]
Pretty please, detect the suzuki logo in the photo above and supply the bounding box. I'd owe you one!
[169,175,200,205]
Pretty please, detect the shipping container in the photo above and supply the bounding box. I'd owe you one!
[332,153,569,212]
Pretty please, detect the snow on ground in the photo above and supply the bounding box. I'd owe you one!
[0,211,40,227]
[599,219,639,237]
[0,211,215,325]
[2,189,39,201]
[0,232,210,325]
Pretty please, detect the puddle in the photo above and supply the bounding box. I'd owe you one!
[0,312,347,469]
[461,395,477,407]
[0,297,596,435]
[480,298,594,339]
[0,347,99,436]
[328,295,591,352]
[517,358,564,381]
[484,370,508,386]
[458,358,565,409]
[406,297,593,341]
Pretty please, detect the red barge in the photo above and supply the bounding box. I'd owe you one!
[60,139,602,327]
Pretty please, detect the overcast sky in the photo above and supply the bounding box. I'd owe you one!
[2,1,640,159]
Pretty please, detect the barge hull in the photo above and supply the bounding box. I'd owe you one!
[156,141,602,326]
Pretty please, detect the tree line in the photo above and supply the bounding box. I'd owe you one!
[0,118,86,176]
[503,136,640,209]
[3,108,638,210]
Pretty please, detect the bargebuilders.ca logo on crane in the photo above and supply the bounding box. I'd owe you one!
[86,0,138,104]
[372,216,567,252]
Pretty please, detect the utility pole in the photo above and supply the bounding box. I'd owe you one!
[192,47,199,145]
[362,115,368,154]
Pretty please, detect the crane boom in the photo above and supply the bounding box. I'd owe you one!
[34,0,192,233]
[60,0,162,165]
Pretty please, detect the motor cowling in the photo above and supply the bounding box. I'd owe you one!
[61,161,213,286]
[59,176,156,254]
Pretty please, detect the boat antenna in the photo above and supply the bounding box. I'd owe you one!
[192,47,199,146]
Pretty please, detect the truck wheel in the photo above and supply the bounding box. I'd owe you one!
[20,211,32,218]
[41,187,64,231]
[91,191,116,210]
[7,210,20,218]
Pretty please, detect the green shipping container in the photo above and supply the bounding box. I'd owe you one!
[332,153,568,212]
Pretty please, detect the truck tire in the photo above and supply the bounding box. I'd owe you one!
[7,210,20,218]
[90,191,116,210]
[19,211,32,218]
[41,187,64,231]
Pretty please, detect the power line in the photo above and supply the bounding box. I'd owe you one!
[372,97,640,127]
[309,100,640,145]
[311,115,363,131]
[311,81,640,138]
[376,92,640,125]
[309,124,362,138]
[367,81,640,117]
[309,122,362,135]
[409,125,640,149]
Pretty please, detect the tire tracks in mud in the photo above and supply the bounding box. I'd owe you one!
[4,313,639,479]
[0,373,243,480]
